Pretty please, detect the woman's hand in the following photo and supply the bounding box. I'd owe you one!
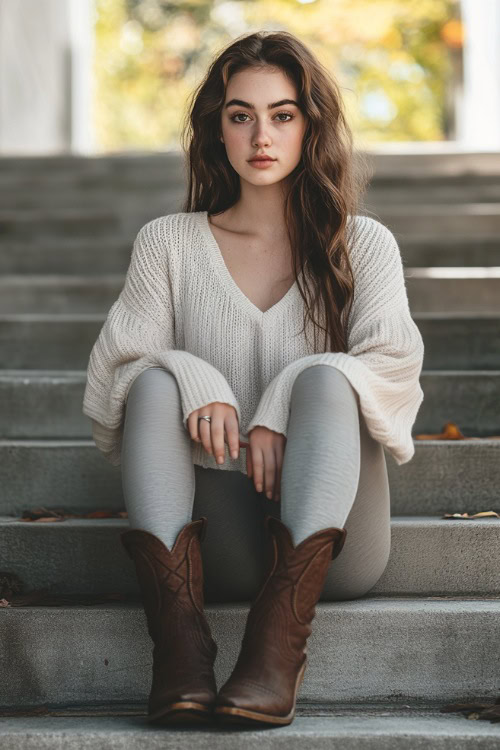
[187,402,242,465]
[244,426,286,502]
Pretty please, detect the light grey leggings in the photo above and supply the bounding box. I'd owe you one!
[121,365,391,602]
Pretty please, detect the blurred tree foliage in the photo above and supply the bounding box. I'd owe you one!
[93,0,462,151]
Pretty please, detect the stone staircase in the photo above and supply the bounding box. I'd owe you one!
[1,151,499,746]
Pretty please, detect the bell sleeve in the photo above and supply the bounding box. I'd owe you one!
[244,218,425,466]
[82,216,241,466]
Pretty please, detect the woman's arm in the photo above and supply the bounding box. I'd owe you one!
[82,215,241,465]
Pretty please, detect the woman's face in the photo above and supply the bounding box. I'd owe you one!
[220,67,307,187]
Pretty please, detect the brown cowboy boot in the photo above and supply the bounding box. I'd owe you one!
[121,517,218,725]
[213,513,347,726]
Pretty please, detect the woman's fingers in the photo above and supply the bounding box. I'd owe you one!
[245,428,286,501]
[187,404,242,465]
[187,414,283,497]
[224,413,240,461]
[198,413,215,457]
[187,416,285,497]
[250,445,264,493]
[250,444,277,500]
[186,410,202,443]
[264,457,278,501]
[209,410,226,464]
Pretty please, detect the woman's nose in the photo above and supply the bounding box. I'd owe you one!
[252,128,271,145]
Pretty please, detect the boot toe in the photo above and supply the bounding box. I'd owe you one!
[151,682,216,712]
[216,680,285,713]
[178,687,217,705]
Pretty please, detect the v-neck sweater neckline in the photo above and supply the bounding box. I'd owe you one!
[194,210,303,323]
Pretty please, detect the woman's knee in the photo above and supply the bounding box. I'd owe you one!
[320,530,391,601]
[127,366,180,404]
[292,365,358,410]
[324,489,392,600]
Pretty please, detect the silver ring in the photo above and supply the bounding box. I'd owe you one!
[198,416,212,423]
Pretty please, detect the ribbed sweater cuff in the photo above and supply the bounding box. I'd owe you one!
[245,353,423,466]
[245,355,321,438]
[160,349,242,429]
[83,350,241,466]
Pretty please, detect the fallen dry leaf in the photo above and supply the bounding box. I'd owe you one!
[0,568,126,607]
[442,511,500,520]
[414,421,500,441]
[5,589,126,607]
[441,695,500,723]
[21,507,65,522]
[20,507,128,522]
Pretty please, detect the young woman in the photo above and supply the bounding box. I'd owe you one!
[83,30,424,729]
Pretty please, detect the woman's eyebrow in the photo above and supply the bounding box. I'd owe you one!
[224,98,299,109]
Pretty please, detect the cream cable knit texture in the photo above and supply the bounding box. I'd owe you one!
[82,210,425,472]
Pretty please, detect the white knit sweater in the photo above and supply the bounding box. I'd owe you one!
[82,210,425,472]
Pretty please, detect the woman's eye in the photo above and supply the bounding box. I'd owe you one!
[231,113,250,123]
[230,112,294,123]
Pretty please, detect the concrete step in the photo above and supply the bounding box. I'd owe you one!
[0,151,184,183]
[0,171,174,191]
[0,275,124,314]
[368,203,500,235]
[417,313,500,369]
[1,598,499,708]
[2,271,500,314]
[1,206,500,250]
[1,515,498,598]
[1,237,499,278]
[0,239,132,275]
[2,205,500,240]
[1,709,499,748]
[405,270,500,313]
[366,148,500,176]
[0,186,179,214]
[0,439,498,516]
[2,177,500,211]
[2,235,500,275]
[364,176,500,204]
[0,210,120,241]
[0,315,102,369]
[0,149,499,181]
[400,235,500,267]
[0,314,499,370]
[1,370,499,440]
[4,183,500,215]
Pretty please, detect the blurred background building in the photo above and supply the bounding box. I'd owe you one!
[1,0,499,155]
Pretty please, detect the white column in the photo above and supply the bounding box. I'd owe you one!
[0,0,94,155]
[69,0,95,154]
[459,0,500,149]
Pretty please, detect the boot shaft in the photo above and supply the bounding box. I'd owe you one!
[255,515,347,622]
[120,518,208,642]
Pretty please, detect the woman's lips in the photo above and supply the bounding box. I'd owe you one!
[248,158,276,168]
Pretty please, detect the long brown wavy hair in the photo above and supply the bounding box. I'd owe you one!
[180,30,372,353]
